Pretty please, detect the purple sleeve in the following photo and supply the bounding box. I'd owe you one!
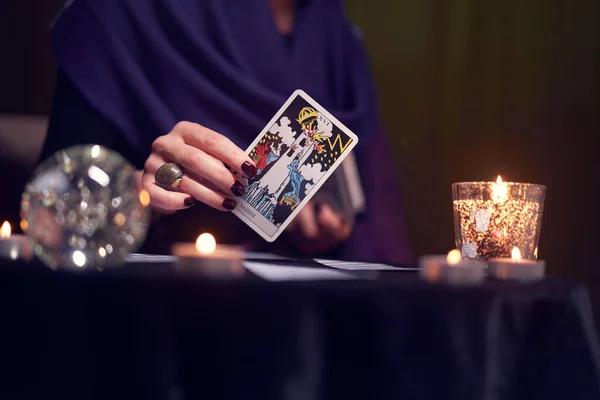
[343,127,412,265]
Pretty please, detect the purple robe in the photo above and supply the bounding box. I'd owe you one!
[42,0,411,263]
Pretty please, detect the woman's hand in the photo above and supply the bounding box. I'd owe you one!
[141,121,257,214]
[287,202,353,254]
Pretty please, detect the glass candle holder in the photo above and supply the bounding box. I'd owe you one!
[452,178,546,263]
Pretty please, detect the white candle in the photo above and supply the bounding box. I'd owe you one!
[418,254,449,282]
[445,249,484,285]
[420,249,484,285]
[171,233,245,278]
[488,247,545,281]
[0,221,32,261]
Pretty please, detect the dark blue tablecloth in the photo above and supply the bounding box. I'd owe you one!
[1,259,599,400]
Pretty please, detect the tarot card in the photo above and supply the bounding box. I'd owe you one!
[232,90,359,242]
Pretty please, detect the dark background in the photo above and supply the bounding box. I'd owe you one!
[1,1,599,315]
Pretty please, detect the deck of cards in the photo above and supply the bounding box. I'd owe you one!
[232,90,359,242]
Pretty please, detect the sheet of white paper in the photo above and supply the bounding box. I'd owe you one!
[315,259,418,271]
[245,252,290,261]
[244,261,356,281]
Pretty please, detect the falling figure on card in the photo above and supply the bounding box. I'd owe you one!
[252,141,281,175]
[279,158,304,211]
[266,142,281,164]
[252,142,270,175]
[298,107,328,143]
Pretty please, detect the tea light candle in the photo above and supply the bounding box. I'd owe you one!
[419,254,449,282]
[0,221,32,261]
[420,249,484,285]
[445,249,484,285]
[488,247,545,281]
[171,233,245,278]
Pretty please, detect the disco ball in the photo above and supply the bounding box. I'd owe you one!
[20,145,151,269]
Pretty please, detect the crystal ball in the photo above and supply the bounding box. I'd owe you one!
[20,145,151,270]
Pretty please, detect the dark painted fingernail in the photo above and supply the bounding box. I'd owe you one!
[222,198,236,210]
[231,181,246,197]
[241,161,257,178]
[184,197,197,207]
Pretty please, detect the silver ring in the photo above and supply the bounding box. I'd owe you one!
[155,162,184,191]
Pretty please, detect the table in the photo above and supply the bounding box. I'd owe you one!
[1,257,599,400]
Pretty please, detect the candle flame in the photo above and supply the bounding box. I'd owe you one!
[196,233,216,254]
[447,249,462,265]
[1,221,11,239]
[492,175,508,203]
[511,247,522,261]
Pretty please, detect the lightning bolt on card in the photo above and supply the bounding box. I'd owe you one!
[232,90,359,242]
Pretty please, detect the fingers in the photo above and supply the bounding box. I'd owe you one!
[178,174,237,211]
[146,121,259,214]
[295,202,319,239]
[141,168,189,211]
[172,121,258,179]
[319,204,353,243]
[153,136,247,199]
[317,204,344,234]
[179,143,249,198]
[290,203,349,241]
[287,202,354,254]
[142,153,237,212]
[143,170,237,212]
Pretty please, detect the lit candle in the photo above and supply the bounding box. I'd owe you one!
[491,175,508,203]
[0,221,32,261]
[419,249,484,285]
[488,247,546,281]
[171,233,245,278]
[453,176,546,263]
[418,254,449,282]
[445,249,484,285]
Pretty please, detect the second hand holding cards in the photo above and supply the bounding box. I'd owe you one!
[232,90,359,242]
